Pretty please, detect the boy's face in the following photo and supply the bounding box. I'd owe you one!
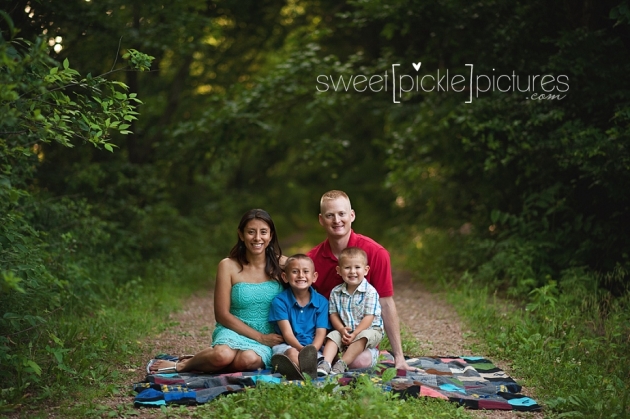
[282,258,318,292]
[336,255,369,290]
[319,197,355,238]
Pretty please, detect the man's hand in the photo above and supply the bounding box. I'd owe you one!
[394,355,420,372]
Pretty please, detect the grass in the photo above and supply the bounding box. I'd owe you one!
[380,323,425,357]
[191,376,472,419]
[395,227,630,419]
[448,277,630,418]
[2,254,218,418]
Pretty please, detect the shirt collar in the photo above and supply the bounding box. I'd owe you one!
[323,230,357,261]
[347,230,358,246]
[341,278,368,295]
[289,287,320,307]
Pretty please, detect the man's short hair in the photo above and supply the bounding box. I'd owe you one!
[320,190,351,212]
[338,247,368,265]
[283,254,315,272]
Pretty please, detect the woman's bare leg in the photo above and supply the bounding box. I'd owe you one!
[228,349,264,371]
[148,345,238,373]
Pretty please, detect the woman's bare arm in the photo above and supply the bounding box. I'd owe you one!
[213,258,281,345]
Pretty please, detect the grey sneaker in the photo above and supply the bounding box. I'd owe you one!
[331,359,347,375]
[317,360,331,377]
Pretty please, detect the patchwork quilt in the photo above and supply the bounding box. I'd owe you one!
[134,353,541,411]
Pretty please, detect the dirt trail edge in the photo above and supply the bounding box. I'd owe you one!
[108,271,543,419]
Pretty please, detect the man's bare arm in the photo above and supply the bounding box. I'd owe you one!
[380,296,416,370]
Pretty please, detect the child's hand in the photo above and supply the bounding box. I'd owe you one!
[341,328,355,346]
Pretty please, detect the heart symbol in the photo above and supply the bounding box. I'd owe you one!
[412,62,421,71]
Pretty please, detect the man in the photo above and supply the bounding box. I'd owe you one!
[308,190,415,371]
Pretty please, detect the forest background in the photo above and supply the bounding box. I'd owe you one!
[1,0,629,417]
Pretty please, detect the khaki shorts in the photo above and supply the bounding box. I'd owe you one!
[326,328,383,351]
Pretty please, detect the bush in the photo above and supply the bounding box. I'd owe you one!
[0,20,159,409]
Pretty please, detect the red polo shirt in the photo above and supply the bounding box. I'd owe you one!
[308,230,394,300]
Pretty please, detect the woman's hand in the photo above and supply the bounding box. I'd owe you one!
[259,333,284,347]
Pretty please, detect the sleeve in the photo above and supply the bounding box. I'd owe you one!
[268,294,289,322]
[366,247,394,298]
[328,289,340,314]
[364,286,381,317]
[315,296,331,329]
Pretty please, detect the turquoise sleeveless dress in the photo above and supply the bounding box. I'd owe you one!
[211,280,284,368]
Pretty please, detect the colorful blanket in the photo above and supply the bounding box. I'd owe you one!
[134,353,540,411]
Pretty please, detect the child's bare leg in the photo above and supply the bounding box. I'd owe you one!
[322,339,339,364]
[340,337,368,367]
[284,347,300,366]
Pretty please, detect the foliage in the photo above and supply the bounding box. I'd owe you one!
[192,377,471,419]
[0,254,218,416]
[454,270,630,418]
[0,14,160,409]
[202,0,630,294]
[1,39,146,152]
[3,0,630,414]
[357,0,630,292]
[400,228,630,418]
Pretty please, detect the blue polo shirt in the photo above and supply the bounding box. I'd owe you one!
[269,287,330,346]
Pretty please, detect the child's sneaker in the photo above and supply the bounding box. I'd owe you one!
[317,360,331,377]
[331,359,347,375]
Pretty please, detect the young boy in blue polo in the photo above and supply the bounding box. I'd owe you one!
[268,254,330,379]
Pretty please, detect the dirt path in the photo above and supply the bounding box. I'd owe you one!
[109,271,542,418]
[391,271,542,419]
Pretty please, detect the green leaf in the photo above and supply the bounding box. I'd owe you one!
[381,367,397,382]
[104,143,114,152]
[490,209,501,224]
[25,360,42,376]
[63,58,69,69]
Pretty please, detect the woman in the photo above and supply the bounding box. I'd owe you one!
[148,209,286,373]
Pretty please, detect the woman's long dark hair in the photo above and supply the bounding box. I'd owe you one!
[228,209,283,283]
